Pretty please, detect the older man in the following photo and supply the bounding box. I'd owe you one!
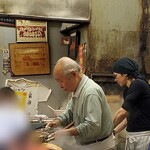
[46,57,115,150]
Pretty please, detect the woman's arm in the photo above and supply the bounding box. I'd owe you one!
[113,107,128,128]
[113,118,127,135]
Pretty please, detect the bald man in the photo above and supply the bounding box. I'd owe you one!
[46,57,115,150]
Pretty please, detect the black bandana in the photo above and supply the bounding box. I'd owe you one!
[112,57,138,75]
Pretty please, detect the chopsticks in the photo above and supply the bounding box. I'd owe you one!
[64,122,74,129]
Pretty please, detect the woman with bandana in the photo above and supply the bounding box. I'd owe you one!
[112,57,150,150]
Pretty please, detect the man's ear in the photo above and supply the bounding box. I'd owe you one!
[71,71,76,77]
[123,74,128,77]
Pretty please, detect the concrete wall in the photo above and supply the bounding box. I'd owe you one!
[87,0,150,77]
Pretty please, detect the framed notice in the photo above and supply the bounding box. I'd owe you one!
[9,43,50,76]
[16,20,47,42]
[68,31,80,60]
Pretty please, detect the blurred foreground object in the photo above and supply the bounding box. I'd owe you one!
[43,143,62,150]
[0,87,51,150]
[0,104,30,149]
[0,87,30,146]
[0,87,18,104]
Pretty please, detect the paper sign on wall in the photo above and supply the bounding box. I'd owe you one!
[2,49,10,75]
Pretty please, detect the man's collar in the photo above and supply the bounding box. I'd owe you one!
[73,75,88,98]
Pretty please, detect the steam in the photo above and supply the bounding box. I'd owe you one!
[51,135,91,150]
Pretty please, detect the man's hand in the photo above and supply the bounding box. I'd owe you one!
[45,119,61,128]
[51,129,69,139]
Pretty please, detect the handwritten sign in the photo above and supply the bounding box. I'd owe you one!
[16,20,47,42]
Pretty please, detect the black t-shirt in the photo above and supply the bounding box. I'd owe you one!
[122,79,150,132]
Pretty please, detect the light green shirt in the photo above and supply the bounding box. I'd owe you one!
[58,75,113,144]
